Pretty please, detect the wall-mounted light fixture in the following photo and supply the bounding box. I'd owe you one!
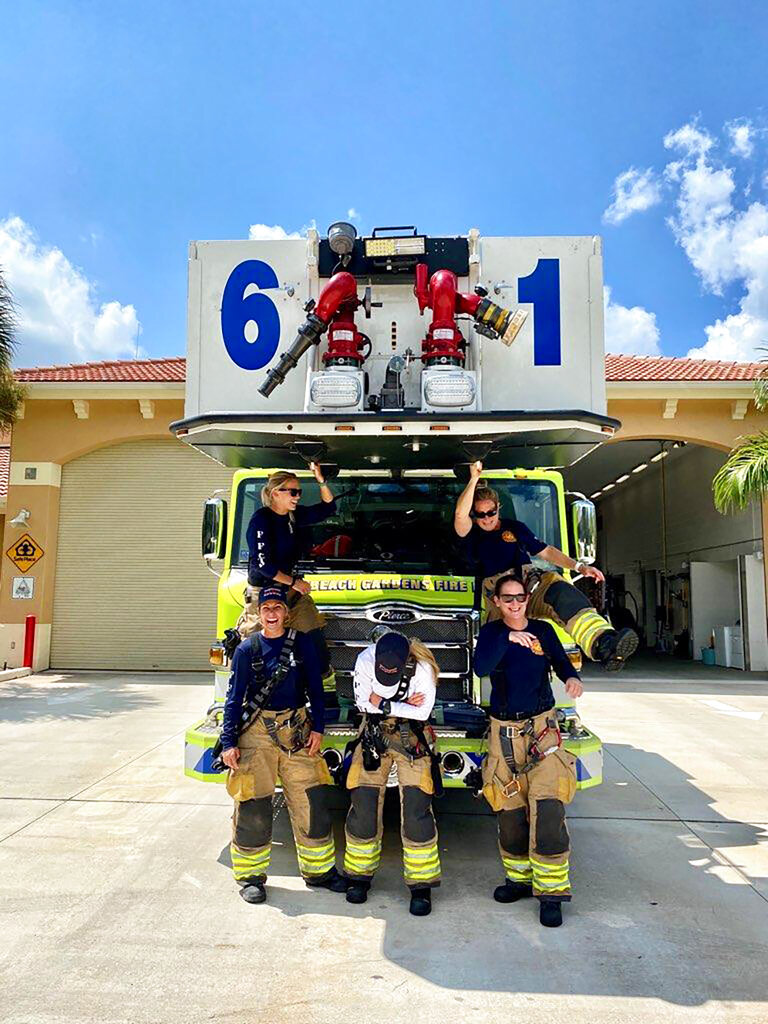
[9,509,30,528]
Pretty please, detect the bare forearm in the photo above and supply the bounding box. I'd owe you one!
[540,545,578,571]
[454,478,479,534]
[319,482,334,503]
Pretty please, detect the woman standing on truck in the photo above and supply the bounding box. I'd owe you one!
[475,573,582,928]
[342,630,442,917]
[245,463,336,684]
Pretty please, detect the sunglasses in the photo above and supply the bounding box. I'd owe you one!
[277,487,302,497]
[499,593,527,603]
[473,507,498,519]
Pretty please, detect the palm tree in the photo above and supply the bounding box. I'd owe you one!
[712,354,768,513]
[0,267,26,429]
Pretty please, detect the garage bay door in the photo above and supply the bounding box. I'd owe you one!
[51,439,233,670]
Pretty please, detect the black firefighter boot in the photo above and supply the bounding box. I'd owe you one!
[539,899,563,928]
[594,627,639,671]
[306,867,349,893]
[494,879,533,903]
[346,880,371,905]
[409,887,432,917]
[239,881,267,904]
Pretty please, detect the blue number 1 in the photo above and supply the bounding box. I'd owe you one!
[517,258,561,366]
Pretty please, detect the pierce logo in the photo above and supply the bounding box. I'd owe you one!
[371,609,418,623]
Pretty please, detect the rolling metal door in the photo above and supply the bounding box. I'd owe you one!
[51,439,233,670]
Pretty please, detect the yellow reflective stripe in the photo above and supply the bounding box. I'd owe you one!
[502,856,532,879]
[344,839,381,873]
[570,612,608,643]
[530,856,569,870]
[296,842,335,859]
[402,845,439,862]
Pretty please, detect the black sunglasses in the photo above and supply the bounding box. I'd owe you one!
[277,487,302,497]
[499,593,527,603]
[472,507,498,519]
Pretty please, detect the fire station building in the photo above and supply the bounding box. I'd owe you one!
[0,353,766,672]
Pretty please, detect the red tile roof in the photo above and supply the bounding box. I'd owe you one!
[14,357,186,383]
[605,353,766,382]
[0,446,10,500]
[12,353,767,384]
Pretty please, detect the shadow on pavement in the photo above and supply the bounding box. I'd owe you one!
[215,746,768,1007]
[0,672,159,722]
[582,652,768,697]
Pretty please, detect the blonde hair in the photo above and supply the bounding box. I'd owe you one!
[474,481,499,507]
[261,471,300,510]
[410,639,439,685]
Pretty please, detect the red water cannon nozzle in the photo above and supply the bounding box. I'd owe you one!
[259,272,370,397]
[414,263,528,367]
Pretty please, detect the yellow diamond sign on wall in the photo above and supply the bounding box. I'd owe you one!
[6,533,44,572]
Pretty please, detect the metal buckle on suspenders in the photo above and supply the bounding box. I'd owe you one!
[497,715,561,796]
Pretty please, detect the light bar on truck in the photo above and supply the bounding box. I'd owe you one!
[364,235,426,258]
[310,371,362,409]
[424,370,476,408]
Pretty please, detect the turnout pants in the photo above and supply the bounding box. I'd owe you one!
[482,568,611,660]
[482,712,577,901]
[226,707,336,885]
[343,721,441,890]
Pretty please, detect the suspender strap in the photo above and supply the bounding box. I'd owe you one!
[391,655,418,703]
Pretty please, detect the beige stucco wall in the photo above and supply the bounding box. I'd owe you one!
[0,396,184,668]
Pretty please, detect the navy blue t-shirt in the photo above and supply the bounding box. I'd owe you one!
[474,618,578,718]
[460,517,547,580]
[220,631,325,750]
[247,499,337,586]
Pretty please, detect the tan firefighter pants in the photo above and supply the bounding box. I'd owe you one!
[481,568,611,660]
[225,707,336,884]
[237,588,326,637]
[482,712,577,901]
[343,720,441,890]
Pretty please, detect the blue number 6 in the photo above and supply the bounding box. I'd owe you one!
[221,260,281,370]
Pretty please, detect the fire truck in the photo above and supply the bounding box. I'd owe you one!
[174,223,616,790]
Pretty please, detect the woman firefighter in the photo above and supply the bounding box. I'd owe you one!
[220,585,347,903]
[342,630,442,916]
[243,463,336,687]
[455,461,638,670]
[474,573,583,927]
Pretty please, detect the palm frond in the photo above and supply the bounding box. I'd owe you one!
[755,367,768,411]
[713,430,768,513]
[0,267,18,370]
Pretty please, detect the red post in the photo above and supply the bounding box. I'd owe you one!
[23,615,36,669]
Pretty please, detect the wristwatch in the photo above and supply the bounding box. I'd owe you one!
[378,698,392,716]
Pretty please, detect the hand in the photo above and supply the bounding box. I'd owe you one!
[470,460,483,480]
[508,631,539,648]
[292,578,312,595]
[578,563,605,583]
[405,691,426,707]
[310,461,325,485]
[222,746,240,771]
[369,693,382,708]
[565,678,583,698]
[305,731,323,757]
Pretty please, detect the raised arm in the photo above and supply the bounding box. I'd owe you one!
[454,461,483,538]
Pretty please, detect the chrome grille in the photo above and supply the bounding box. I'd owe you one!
[324,615,471,644]
[334,671,466,704]
[329,644,468,674]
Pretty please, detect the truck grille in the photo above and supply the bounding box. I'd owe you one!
[321,605,476,704]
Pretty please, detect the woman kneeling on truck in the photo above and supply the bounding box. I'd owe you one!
[475,573,582,928]
[244,463,336,687]
[342,630,442,917]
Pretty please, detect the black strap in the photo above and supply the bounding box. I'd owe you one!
[390,655,418,703]
[211,630,298,771]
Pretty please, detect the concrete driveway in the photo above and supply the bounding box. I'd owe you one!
[1,656,767,1024]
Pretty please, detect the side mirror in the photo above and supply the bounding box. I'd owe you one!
[567,493,596,565]
[202,497,227,561]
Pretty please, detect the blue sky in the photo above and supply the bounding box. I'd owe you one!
[1,1,767,366]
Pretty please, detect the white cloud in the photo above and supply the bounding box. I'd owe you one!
[664,121,714,161]
[0,216,141,367]
[603,168,662,225]
[347,208,360,221]
[726,118,755,159]
[603,286,661,355]
[660,118,768,360]
[248,223,303,240]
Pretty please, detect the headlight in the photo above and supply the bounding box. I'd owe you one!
[310,371,362,409]
[424,370,476,408]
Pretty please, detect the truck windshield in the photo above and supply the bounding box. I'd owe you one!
[231,475,561,574]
